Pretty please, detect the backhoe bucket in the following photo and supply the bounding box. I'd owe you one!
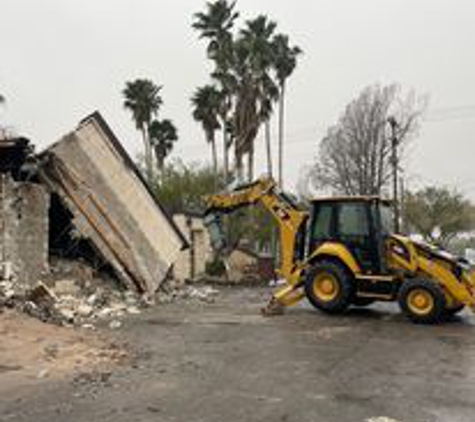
[204,213,226,252]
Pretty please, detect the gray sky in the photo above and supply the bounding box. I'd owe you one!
[1,0,475,195]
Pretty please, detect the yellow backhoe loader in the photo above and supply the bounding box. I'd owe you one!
[204,177,475,323]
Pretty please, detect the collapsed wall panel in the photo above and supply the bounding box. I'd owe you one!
[38,112,187,294]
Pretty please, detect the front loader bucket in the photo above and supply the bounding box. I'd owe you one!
[204,213,226,252]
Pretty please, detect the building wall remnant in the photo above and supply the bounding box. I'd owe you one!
[173,214,213,283]
[0,174,49,289]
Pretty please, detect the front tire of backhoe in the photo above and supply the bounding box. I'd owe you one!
[305,260,354,314]
[398,279,446,324]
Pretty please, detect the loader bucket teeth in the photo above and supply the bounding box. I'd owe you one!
[261,298,285,316]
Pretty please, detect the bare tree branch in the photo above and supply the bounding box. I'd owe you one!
[309,83,425,196]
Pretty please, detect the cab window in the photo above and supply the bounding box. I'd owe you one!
[379,204,394,235]
[312,204,333,239]
[338,203,369,237]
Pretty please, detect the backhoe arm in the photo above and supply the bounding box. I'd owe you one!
[204,178,309,312]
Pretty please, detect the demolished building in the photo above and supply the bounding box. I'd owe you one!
[0,112,187,303]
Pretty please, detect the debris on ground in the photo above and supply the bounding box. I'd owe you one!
[0,258,147,327]
[155,279,220,305]
[366,417,404,422]
[0,254,221,327]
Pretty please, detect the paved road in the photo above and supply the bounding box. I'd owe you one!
[2,286,475,422]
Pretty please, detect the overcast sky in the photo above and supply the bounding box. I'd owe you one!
[1,0,475,195]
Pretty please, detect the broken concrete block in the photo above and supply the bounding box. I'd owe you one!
[54,279,81,296]
[37,368,50,379]
[28,282,59,306]
[76,303,94,318]
[126,306,141,315]
[109,320,121,330]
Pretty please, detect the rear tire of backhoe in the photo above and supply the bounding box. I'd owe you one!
[398,279,446,324]
[305,260,354,314]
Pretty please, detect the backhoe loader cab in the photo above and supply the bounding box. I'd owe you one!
[308,197,393,275]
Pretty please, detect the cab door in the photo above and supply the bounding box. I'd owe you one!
[335,202,381,274]
[308,202,336,255]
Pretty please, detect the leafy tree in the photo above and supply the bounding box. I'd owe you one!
[153,160,227,215]
[403,186,475,248]
[152,160,273,252]
[191,85,222,174]
[149,119,178,172]
[123,79,163,181]
[272,34,302,189]
[309,84,425,196]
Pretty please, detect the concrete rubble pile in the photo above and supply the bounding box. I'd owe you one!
[155,280,219,305]
[0,112,189,326]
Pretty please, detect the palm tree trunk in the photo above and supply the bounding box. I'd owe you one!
[142,125,153,183]
[278,82,285,189]
[210,135,218,190]
[223,125,229,183]
[247,143,254,182]
[265,120,273,178]
[235,143,244,183]
[209,133,218,176]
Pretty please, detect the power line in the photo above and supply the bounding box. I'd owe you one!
[425,104,475,122]
[179,102,475,153]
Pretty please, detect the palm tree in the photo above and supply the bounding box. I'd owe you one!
[193,0,239,183]
[191,85,222,175]
[149,119,178,172]
[122,79,162,181]
[272,34,302,189]
[0,94,4,104]
[193,0,238,61]
[239,15,278,180]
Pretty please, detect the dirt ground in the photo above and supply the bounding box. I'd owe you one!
[2,286,475,422]
[0,309,126,395]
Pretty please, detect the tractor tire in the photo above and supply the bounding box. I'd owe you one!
[305,260,355,314]
[398,279,446,324]
[352,297,375,307]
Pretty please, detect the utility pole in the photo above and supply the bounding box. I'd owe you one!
[400,176,405,233]
[387,116,400,232]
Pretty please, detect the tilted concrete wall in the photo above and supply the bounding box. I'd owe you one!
[39,112,187,293]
